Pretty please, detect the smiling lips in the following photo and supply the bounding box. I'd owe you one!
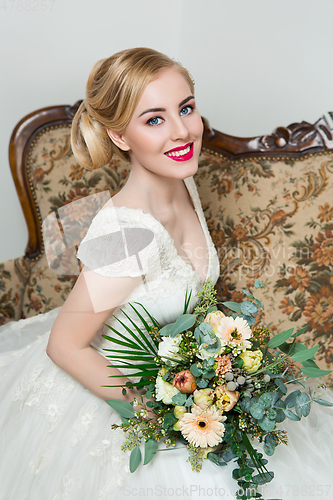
[164,142,194,162]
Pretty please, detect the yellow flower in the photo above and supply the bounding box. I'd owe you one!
[214,385,239,411]
[239,349,263,373]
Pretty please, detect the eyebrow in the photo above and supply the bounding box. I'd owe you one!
[138,95,195,117]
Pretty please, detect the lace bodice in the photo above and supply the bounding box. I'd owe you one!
[77,176,220,359]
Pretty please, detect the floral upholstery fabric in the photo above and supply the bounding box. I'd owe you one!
[1,123,333,386]
[196,150,333,387]
[0,257,33,326]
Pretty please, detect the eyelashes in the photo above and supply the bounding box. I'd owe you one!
[146,105,195,126]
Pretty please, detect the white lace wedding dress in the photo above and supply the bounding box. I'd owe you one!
[0,177,332,500]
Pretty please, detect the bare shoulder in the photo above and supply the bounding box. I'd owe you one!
[101,186,149,212]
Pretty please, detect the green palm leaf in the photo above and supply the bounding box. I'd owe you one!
[104,349,154,356]
[133,301,161,331]
[107,355,156,361]
[109,316,154,355]
[123,305,158,353]
[107,369,158,378]
[102,333,139,351]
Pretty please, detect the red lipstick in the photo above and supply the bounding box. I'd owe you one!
[164,142,194,162]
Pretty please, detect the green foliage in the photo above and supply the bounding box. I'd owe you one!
[130,446,142,472]
[143,439,158,465]
[160,314,196,338]
[106,400,135,419]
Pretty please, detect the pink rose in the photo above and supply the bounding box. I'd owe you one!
[204,310,225,334]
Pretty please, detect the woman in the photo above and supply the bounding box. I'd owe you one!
[0,48,332,500]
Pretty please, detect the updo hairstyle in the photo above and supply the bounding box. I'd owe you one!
[71,47,194,171]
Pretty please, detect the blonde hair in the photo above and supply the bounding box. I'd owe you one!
[71,48,194,171]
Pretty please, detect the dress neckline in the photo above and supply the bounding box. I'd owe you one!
[105,176,211,287]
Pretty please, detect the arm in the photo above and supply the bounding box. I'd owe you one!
[46,266,144,402]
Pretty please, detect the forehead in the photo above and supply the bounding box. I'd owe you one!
[135,68,192,112]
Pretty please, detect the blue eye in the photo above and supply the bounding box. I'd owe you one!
[180,105,193,116]
[147,116,163,126]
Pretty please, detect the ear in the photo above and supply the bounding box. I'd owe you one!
[106,128,130,152]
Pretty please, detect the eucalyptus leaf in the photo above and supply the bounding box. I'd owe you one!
[207,453,228,467]
[106,400,135,419]
[243,314,255,326]
[250,403,265,420]
[221,301,242,313]
[295,392,311,417]
[252,471,274,485]
[143,439,158,465]
[171,393,187,406]
[302,359,320,369]
[170,314,196,337]
[267,328,294,348]
[203,368,216,379]
[204,338,221,353]
[264,434,277,456]
[284,390,301,408]
[239,397,252,413]
[274,378,287,394]
[258,415,276,432]
[185,395,193,407]
[159,324,174,336]
[208,357,215,366]
[291,345,318,362]
[254,279,263,289]
[241,300,257,315]
[130,446,142,473]
[291,326,307,338]
[282,408,301,421]
[313,398,333,407]
[190,364,203,377]
[196,378,208,389]
[163,412,178,430]
[258,392,273,409]
[301,367,332,378]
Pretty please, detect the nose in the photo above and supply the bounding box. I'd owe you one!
[169,115,189,142]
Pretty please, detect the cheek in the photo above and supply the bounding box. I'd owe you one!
[191,114,204,138]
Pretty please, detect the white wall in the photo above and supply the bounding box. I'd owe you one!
[1,0,333,262]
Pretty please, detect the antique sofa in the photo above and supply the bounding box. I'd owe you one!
[1,101,333,387]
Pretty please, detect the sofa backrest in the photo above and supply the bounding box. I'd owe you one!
[6,102,333,384]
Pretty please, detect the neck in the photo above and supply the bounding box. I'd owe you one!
[125,163,191,222]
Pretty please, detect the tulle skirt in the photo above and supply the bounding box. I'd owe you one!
[0,309,332,500]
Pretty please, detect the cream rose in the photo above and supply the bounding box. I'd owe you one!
[239,349,263,373]
[158,335,182,366]
[193,388,214,410]
[155,368,179,404]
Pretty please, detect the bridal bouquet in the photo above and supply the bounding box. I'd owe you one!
[104,280,332,499]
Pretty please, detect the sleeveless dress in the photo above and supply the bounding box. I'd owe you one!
[0,176,332,500]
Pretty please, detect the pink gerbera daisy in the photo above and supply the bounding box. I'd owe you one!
[179,404,226,448]
[216,316,252,346]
